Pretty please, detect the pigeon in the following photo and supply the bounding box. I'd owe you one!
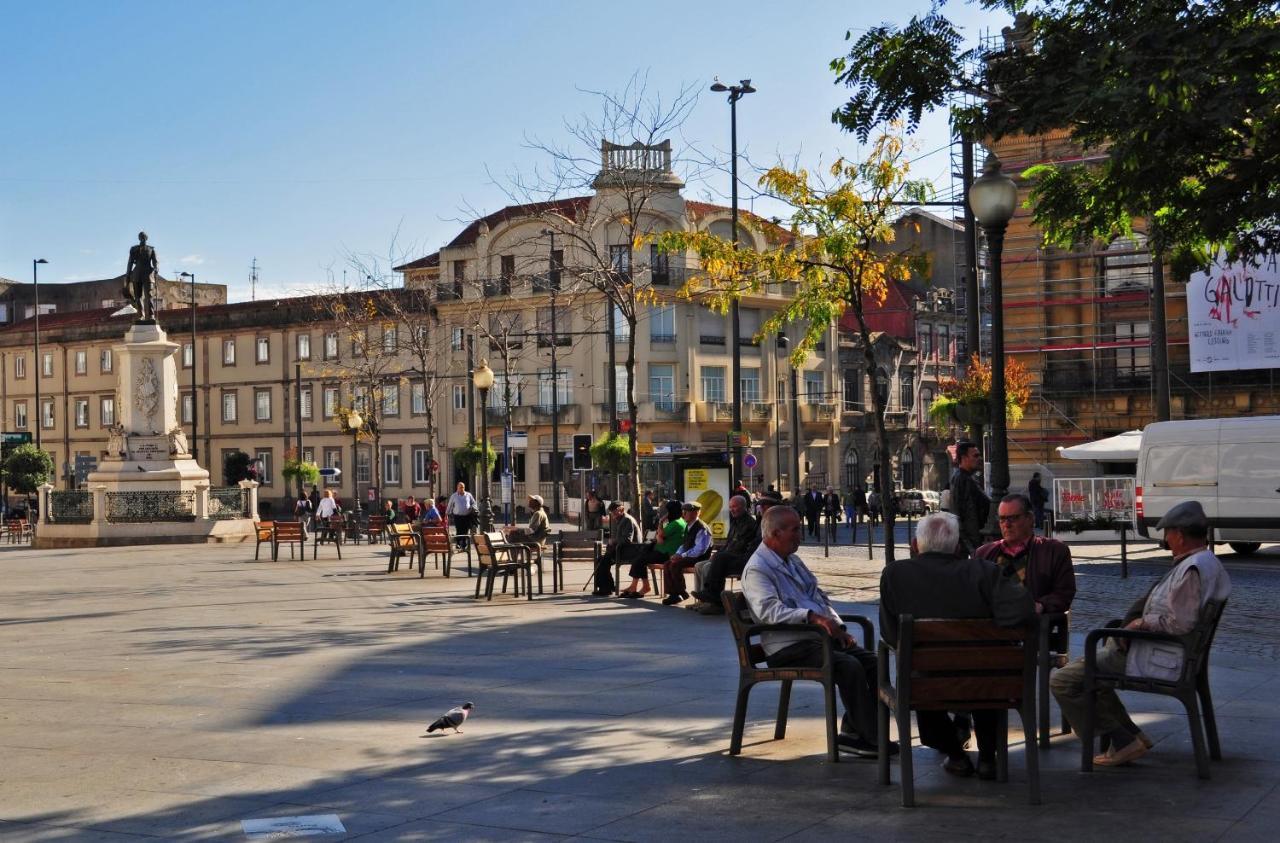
[426,702,473,734]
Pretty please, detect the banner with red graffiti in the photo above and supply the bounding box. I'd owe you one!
[1189,257,1280,372]
[1052,477,1135,526]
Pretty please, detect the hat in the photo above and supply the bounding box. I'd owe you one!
[528,494,545,506]
[757,491,785,507]
[1155,500,1209,531]
[681,500,702,511]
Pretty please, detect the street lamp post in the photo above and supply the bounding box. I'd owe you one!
[473,360,495,532]
[777,332,801,497]
[347,410,364,517]
[710,76,756,487]
[542,228,562,520]
[179,271,198,460]
[967,153,1019,534]
[32,259,47,451]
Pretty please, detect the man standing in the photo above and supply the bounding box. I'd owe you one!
[447,482,477,549]
[948,441,991,554]
[1051,501,1231,767]
[661,501,714,605]
[823,486,842,535]
[975,494,1076,616]
[1028,472,1049,531]
[742,506,896,758]
[880,513,1036,778]
[594,501,640,596]
[803,485,822,538]
[688,493,762,615]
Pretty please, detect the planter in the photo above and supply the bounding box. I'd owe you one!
[953,398,991,428]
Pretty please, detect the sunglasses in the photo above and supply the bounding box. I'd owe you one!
[997,513,1030,523]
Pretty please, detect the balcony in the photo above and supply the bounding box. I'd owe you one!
[532,271,562,293]
[695,401,735,423]
[842,400,866,416]
[638,402,690,423]
[646,264,691,288]
[700,334,727,347]
[749,401,773,421]
[481,277,514,297]
[535,333,572,349]
[594,403,633,423]
[800,402,838,423]
[517,404,580,426]
[649,332,677,345]
[436,282,464,302]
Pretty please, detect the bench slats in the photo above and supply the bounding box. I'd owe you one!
[908,646,1026,671]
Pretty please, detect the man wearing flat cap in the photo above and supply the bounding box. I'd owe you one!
[1051,500,1231,767]
[660,500,714,605]
[506,494,550,547]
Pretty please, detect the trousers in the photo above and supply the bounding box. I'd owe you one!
[1051,639,1132,739]
[766,639,878,740]
[917,711,999,760]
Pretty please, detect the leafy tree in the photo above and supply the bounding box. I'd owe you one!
[660,131,929,562]
[2,444,53,495]
[590,432,631,477]
[452,439,497,476]
[222,450,253,486]
[831,0,1280,265]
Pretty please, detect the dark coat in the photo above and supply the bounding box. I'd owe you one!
[803,492,822,517]
[948,467,991,552]
[720,512,759,560]
[974,536,1077,614]
[822,492,842,517]
[879,551,1036,647]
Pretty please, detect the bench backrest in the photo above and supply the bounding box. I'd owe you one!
[422,526,451,552]
[257,520,275,541]
[473,531,499,566]
[389,523,417,548]
[894,617,1034,712]
[557,530,600,560]
[275,522,304,541]
[367,515,387,532]
[1181,598,1228,685]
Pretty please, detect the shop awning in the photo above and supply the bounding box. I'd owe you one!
[1056,430,1142,462]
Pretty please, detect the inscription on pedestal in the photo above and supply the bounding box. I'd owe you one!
[131,436,169,462]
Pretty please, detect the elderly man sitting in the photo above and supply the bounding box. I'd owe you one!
[593,500,641,596]
[1051,500,1231,767]
[880,512,1036,778]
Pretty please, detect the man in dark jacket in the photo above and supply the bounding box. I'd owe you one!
[688,493,762,615]
[974,493,1076,616]
[661,501,714,605]
[1027,472,1049,531]
[880,512,1036,780]
[803,485,822,537]
[593,501,640,596]
[948,441,990,553]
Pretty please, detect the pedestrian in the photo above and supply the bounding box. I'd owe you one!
[401,494,423,523]
[585,490,604,532]
[948,441,991,554]
[803,485,822,538]
[447,482,477,549]
[308,485,321,513]
[1028,472,1049,531]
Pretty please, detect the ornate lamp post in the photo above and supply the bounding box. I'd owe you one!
[967,153,1019,532]
[473,360,495,531]
[345,409,364,517]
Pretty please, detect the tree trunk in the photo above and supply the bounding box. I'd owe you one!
[626,320,641,516]
[850,283,897,564]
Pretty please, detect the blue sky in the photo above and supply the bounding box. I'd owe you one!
[1,1,1005,301]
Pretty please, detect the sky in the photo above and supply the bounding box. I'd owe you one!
[0,0,1007,302]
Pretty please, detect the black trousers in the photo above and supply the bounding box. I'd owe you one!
[628,544,668,581]
[766,639,878,740]
[700,550,748,597]
[917,710,999,761]
[595,543,639,593]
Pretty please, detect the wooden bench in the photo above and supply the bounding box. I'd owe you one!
[273,521,306,561]
[473,532,531,601]
[420,525,457,577]
[722,591,874,763]
[1081,598,1227,779]
[314,515,344,560]
[877,617,1040,806]
[254,520,275,561]
[386,523,423,574]
[7,518,33,544]
[365,515,388,545]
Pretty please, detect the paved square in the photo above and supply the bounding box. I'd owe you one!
[1,539,1277,840]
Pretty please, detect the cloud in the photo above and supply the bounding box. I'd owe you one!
[180,254,205,265]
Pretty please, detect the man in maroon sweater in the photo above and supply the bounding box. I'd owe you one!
[974,493,1076,615]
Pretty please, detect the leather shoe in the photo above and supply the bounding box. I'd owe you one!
[942,754,974,777]
[838,734,899,758]
[661,592,686,606]
[976,758,997,780]
[690,590,712,603]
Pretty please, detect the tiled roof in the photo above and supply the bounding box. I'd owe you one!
[392,252,440,272]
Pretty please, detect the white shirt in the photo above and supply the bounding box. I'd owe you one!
[316,497,338,519]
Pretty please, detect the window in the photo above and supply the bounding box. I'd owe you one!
[222,391,238,423]
[323,385,338,419]
[918,327,933,359]
[255,337,270,363]
[300,387,313,420]
[100,397,115,427]
[649,244,671,286]
[15,402,27,429]
[383,448,402,486]
[74,350,87,375]
[537,369,571,409]
[535,248,563,291]
[874,369,889,408]
[493,373,522,407]
[254,450,273,486]
[609,244,631,280]
[382,324,397,352]
[223,339,236,365]
[296,333,311,360]
[649,303,675,343]
[453,384,467,410]
[451,327,465,351]
[0,303,6,322]
[899,448,916,489]
[42,352,53,378]
[302,447,315,465]
[701,366,726,403]
[485,255,514,297]
[356,448,371,484]
[382,384,399,416]
[41,399,55,429]
[352,384,368,413]
[804,370,825,403]
[1104,234,1152,293]
[413,448,433,485]
[613,303,630,342]
[411,381,426,414]
[182,393,193,424]
[698,310,725,346]
[900,367,915,410]
[843,447,861,491]
[614,365,629,411]
[324,331,339,359]
[938,325,951,363]
[740,367,761,403]
[1111,321,1152,379]
[351,329,366,357]
[920,387,935,414]
[844,369,863,411]
[255,388,271,421]
[324,447,342,471]
[75,398,89,428]
[15,355,25,379]
[445,260,465,300]
[182,343,193,369]
[100,349,112,373]
[536,307,570,347]
[649,364,675,412]
[738,308,761,347]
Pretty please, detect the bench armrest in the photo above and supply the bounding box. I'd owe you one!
[838,614,875,649]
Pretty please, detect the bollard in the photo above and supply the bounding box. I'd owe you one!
[1120,521,1128,579]
[867,514,874,560]
[824,515,830,558]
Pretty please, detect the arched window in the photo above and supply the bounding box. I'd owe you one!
[843,447,861,491]
[899,448,916,490]
[1103,233,1152,293]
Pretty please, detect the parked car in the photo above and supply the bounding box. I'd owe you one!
[920,490,941,513]
[896,490,927,516]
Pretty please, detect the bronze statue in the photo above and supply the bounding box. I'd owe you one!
[123,231,158,322]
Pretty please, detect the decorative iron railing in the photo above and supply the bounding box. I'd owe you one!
[209,486,248,520]
[49,490,93,524]
[105,491,197,523]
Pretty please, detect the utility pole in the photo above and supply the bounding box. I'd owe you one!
[295,362,304,498]
[466,333,477,493]
[250,258,259,302]
[545,230,563,520]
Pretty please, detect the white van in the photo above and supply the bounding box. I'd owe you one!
[1136,415,1280,554]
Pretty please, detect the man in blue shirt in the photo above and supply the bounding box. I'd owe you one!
[741,505,897,758]
[660,501,714,605]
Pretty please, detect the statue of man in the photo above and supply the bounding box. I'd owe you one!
[124,231,158,322]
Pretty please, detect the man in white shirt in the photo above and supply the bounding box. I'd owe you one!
[741,505,896,758]
[447,482,477,548]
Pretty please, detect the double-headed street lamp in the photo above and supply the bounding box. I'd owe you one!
[967,153,1019,528]
[32,259,48,450]
[710,76,755,487]
[473,360,495,532]
[179,271,198,460]
[345,409,364,516]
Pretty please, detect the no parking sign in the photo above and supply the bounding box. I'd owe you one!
[743,452,758,470]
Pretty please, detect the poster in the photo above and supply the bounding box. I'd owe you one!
[1052,477,1135,524]
[1188,256,1280,372]
[682,466,731,539]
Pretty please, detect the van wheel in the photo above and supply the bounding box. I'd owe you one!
[1228,542,1262,555]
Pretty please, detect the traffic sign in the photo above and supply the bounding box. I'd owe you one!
[2,432,32,446]
[318,467,342,478]
[742,452,758,470]
[727,431,749,448]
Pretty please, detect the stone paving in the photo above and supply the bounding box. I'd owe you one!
[0,534,1278,841]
